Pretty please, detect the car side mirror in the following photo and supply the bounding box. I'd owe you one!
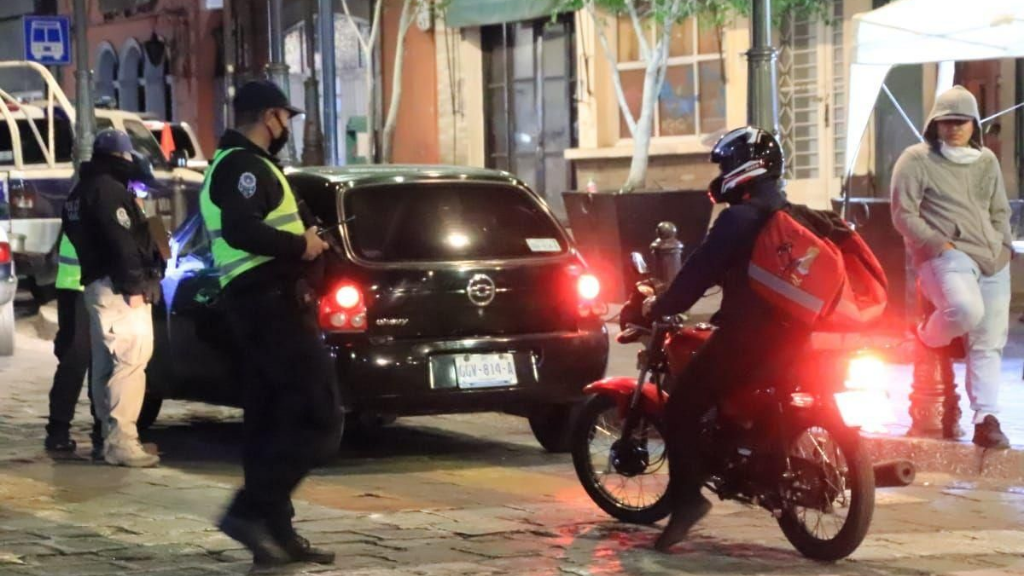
[630,252,649,275]
[170,149,188,169]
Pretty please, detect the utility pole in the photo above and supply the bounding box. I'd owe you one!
[746,0,779,135]
[302,0,325,166]
[72,0,94,168]
[224,0,236,129]
[267,0,296,164]
[319,0,338,165]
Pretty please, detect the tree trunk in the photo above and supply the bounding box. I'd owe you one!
[623,54,662,191]
[382,0,416,163]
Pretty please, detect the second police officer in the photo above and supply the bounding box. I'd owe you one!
[62,129,164,468]
[201,80,341,566]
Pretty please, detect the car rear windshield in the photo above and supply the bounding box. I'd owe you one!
[0,119,73,165]
[344,182,567,262]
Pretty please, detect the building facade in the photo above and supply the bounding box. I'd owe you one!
[433,0,1024,218]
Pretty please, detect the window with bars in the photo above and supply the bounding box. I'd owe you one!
[615,17,726,139]
[777,0,846,181]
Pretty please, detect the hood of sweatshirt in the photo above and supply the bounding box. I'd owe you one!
[923,85,983,149]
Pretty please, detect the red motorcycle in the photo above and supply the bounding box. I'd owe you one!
[571,253,913,561]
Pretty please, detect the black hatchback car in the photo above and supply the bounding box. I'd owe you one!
[144,165,609,451]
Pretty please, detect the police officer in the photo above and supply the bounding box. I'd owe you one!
[203,80,340,566]
[43,233,102,458]
[63,129,164,468]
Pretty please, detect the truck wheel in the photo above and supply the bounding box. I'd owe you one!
[0,301,14,356]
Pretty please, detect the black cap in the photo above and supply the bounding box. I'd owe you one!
[233,80,304,118]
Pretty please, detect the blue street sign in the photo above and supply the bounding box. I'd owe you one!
[23,16,71,66]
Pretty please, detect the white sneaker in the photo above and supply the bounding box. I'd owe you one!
[104,440,160,468]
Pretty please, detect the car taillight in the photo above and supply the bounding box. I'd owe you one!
[572,269,607,318]
[319,281,367,333]
[0,242,9,265]
[578,274,600,301]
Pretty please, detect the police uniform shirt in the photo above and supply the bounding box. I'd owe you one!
[63,156,162,295]
[208,130,307,296]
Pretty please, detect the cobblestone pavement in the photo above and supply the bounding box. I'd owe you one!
[2,315,1024,576]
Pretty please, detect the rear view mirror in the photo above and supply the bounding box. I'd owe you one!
[630,252,649,275]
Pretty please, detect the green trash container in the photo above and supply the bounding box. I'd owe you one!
[346,116,369,165]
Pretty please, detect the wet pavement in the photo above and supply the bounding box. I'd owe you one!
[2,311,1024,575]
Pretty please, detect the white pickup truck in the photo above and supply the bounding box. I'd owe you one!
[0,61,203,303]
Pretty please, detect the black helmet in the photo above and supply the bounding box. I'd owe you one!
[708,126,784,204]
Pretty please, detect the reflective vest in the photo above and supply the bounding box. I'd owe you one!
[55,233,83,291]
[199,148,305,288]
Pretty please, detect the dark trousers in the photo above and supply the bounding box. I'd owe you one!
[223,288,342,534]
[663,324,808,503]
[47,289,101,441]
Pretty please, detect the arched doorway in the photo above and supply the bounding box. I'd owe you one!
[143,36,171,120]
[96,43,118,107]
[118,40,144,112]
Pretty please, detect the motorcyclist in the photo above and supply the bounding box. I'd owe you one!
[632,127,816,552]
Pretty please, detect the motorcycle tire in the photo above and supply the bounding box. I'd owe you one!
[776,416,875,562]
[571,394,672,525]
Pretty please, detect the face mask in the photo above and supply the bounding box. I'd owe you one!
[267,113,290,156]
[940,142,982,164]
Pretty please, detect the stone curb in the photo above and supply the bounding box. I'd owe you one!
[865,434,1024,482]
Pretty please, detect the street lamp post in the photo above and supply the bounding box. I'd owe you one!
[72,0,94,168]
[319,0,338,165]
[747,0,779,135]
[302,0,325,166]
[267,0,296,165]
[224,0,236,129]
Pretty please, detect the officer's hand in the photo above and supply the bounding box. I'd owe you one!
[126,294,146,308]
[302,226,329,261]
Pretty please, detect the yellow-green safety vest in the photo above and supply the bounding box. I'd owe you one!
[199,148,305,288]
[55,233,83,291]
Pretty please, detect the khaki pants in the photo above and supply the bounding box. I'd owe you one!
[84,278,154,446]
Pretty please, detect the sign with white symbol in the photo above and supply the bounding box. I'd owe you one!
[23,16,71,65]
[454,353,518,389]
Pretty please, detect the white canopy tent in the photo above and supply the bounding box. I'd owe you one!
[844,0,1024,182]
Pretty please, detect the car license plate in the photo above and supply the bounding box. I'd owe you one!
[454,353,518,389]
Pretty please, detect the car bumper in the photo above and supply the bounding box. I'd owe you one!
[0,271,16,306]
[329,326,609,416]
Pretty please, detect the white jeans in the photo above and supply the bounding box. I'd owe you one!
[917,249,1011,424]
[84,278,154,446]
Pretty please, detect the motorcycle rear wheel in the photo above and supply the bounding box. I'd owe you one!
[571,394,671,525]
[776,418,875,562]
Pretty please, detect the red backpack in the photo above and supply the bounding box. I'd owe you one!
[748,206,887,331]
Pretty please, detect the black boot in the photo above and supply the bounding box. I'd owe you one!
[654,494,712,552]
[217,513,292,566]
[44,431,77,453]
[276,532,335,565]
[973,415,1010,450]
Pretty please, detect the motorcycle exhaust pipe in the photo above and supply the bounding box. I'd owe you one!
[873,459,916,488]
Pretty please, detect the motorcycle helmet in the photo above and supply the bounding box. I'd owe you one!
[708,126,784,204]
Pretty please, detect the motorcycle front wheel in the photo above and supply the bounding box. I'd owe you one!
[776,417,875,562]
[571,394,672,525]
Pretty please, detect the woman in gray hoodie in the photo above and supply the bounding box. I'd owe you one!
[891,85,1012,449]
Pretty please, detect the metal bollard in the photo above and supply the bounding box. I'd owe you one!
[907,286,964,439]
[650,221,684,285]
